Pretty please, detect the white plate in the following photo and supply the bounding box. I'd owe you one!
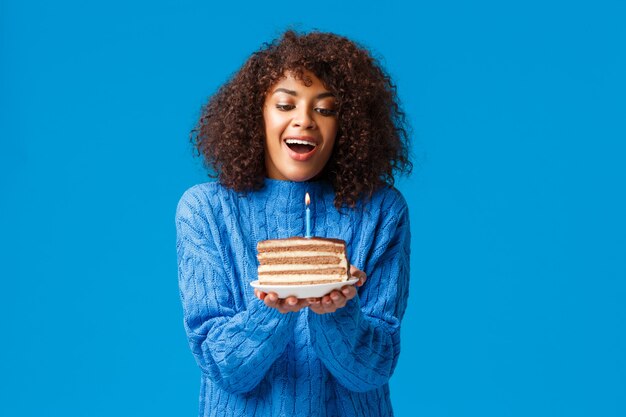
[250,278,359,299]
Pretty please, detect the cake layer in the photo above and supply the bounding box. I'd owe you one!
[259,256,342,265]
[259,279,346,285]
[258,236,345,246]
[259,268,346,276]
[258,263,346,272]
[258,251,342,259]
[258,275,348,285]
[258,245,343,253]
[257,237,345,252]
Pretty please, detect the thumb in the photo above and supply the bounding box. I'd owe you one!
[349,265,367,285]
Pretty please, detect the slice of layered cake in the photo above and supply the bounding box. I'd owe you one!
[257,237,351,285]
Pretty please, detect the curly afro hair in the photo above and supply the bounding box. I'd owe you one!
[191,29,412,209]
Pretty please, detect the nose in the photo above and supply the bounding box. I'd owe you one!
[292,106,316,129]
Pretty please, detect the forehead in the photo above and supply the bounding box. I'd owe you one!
[269,70,330,94]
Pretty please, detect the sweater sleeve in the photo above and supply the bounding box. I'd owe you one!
[175,187,296,394]
[307,195,411,392]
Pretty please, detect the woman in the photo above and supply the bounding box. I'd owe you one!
[176,29,412,416]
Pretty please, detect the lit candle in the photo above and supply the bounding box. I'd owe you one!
[305,192,311,238]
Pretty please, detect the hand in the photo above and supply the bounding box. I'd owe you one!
[307,265,367,315]
[254,289,311,314]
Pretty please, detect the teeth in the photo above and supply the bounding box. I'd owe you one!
[285,138,316,147]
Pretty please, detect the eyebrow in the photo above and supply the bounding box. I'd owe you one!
[272,88,335,99]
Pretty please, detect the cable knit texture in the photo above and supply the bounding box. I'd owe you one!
[175,178,410,417]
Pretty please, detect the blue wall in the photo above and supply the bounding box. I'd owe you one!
[1,1,624,415]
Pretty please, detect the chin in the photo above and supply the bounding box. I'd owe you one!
[281,167,322,182]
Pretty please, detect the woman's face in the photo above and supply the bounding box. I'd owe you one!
[262,70,338,182]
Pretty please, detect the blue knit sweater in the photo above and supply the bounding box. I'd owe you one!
[175,178,410,417]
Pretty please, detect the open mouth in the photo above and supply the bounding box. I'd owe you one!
[284,138,317,154]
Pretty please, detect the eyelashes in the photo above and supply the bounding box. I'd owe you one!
[275,104,337,116]
[275,104,294,111]
[317,108,338,116]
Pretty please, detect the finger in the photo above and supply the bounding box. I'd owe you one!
[295,299,311,312]
[323,303,338,314]
[349,265,367,286]
[284,296,301,312]
[307,297,321,306]
[323,289,350,313]
[264,292,279,308]
[310,301,333,315]
[309,303,323,314]
[349,265,364,277]
[322,295,332,306]
[329,290,344,304]
[282,298,307,313]
[278,302,292,314]
[331,290,348,308]
[318,298,331,314]
[277,297,309,313]
[341,285,356,299]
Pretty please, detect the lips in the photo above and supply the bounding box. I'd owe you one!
[283,136,319,161]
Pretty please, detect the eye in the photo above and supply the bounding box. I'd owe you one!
[276,104,295,111]
[316,108,337,117]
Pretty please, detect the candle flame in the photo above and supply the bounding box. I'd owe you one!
[305,192,310,206]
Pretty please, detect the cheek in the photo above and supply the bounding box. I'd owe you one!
[324,117,338,136]
[264,111,288,134]
[323,122,338,147]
